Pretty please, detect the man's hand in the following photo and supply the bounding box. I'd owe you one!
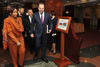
[30,34,34,38]
[16,41,21,47]
[24,31,27,37]
[48,30,52,34]
[29,31,30,33]
[24,33,27,37]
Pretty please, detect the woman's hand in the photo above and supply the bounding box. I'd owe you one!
[52,33,56,36]
[16,41,21,47]
[48,30,52,34]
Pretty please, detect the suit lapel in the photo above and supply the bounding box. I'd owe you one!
[37,12,42,24]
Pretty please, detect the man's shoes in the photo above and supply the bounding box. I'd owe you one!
[42,57,48,63]
[33,56,37,62]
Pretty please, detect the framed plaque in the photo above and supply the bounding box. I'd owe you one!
[56,16,71,33]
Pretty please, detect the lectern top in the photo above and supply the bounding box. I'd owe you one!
[56,16,71,33]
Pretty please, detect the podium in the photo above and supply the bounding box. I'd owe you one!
[64,23,83,64]
[54,17,71,67]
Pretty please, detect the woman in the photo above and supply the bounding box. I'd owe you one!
[50,10,57,55]
[3,6,25,67]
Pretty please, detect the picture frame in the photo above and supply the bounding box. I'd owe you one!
[56,16,71,33]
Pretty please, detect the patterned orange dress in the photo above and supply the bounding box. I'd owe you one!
[2,16,25,67]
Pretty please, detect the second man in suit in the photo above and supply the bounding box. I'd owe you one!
[24,9,34,54]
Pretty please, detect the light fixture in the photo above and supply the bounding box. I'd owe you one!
[81,0,86,3]
[66,11,69,14]
[85,59,87,63]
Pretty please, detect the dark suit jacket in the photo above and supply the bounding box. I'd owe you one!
[18,13,27,30]
[31,12,53,38]
[24,15,32,32]
[18,13,26,23]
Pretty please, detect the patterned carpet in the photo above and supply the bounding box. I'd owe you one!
[4,56,96,67]
[24,61,57,67]
[24,61,95,67]
[80,44,100,58]
[4,44,100,67]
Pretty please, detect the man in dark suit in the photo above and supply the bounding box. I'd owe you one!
[30,2,53,63]
[24,9,34,54]
[17,6,25,23]
[17,6,27,45]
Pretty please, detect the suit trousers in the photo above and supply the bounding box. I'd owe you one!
[27,32,34,52]
[35,34,48,57]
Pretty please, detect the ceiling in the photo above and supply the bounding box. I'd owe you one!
[62,0,100,6]
[0,0,39,3]
[1,0,100,7]
[62,0,79,2]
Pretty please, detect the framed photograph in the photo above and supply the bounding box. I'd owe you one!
[56,16,71,33]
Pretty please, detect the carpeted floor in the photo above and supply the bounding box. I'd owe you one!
[76,30,100,48]
[4,44,100,67]
[80,44,100,58]
[4,56,56,67]
[4,56,96,67]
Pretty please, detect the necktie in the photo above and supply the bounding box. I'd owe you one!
[41,13,43,24]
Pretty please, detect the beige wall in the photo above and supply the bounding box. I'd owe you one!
[74,6,100,25]
[96,6,100,18]
[74,7,92,19]
[83,7,91,19]
[74,7,79,18]
[32,3,38,9]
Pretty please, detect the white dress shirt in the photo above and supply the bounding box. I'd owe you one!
[39,12,44,22]
[28,16,32,23]
[18,11,21,16]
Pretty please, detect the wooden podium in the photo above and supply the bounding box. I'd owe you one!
[54,17,71,67]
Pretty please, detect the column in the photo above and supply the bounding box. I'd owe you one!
[45,0,62,17]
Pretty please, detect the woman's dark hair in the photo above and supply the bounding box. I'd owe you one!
[8,6,18,14]
[50,10,56,16]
